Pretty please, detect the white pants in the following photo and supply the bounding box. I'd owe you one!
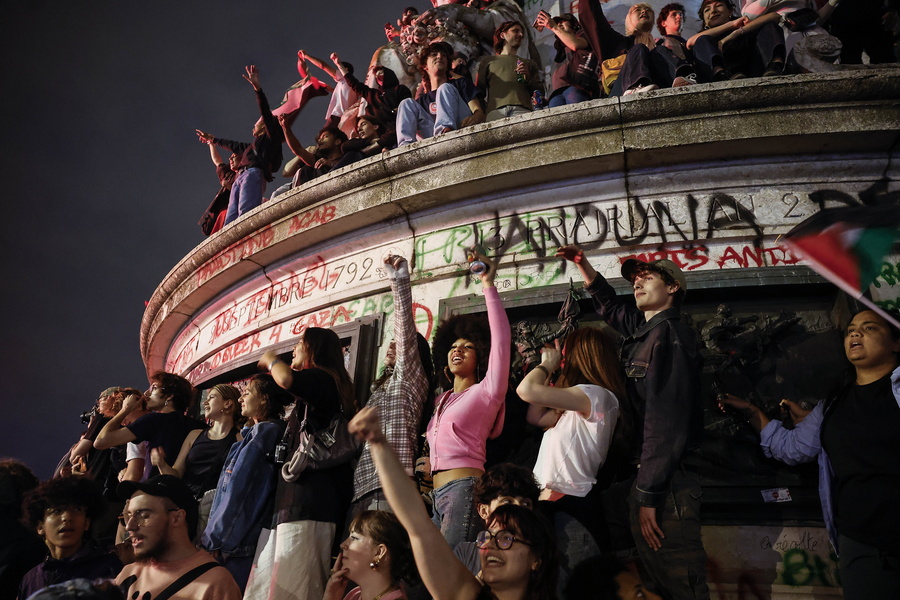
[244,521,336,600]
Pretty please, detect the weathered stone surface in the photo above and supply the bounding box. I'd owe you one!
[141,69,900,376]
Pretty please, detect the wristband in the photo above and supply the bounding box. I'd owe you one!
[268,358,281,371]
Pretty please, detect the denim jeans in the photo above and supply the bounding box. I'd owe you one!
[629,469,710,600]
[396,82,472,146]
[486,104,531,122]
[431,476,480,548]
[549,85,592,108]
[225,167,265,224]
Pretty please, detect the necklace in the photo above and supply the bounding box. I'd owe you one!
[372,583,398,600]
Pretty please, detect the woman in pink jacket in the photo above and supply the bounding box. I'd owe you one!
[426,251,511,548]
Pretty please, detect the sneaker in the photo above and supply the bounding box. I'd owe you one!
[712,68,731,82]
[762,61,785,77]
[672,73,698,87]
[729,72,748,80]
[623,83,659,95]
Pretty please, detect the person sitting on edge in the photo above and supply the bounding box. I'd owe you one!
[396,42,485,146]
[331,54,411,148]
[477,22,542,121]
[195,65,283,225]
[297,50,362,139]
[686,0,786,79]
[197,147,238,237]
[116,475,241,599]
[279,122,348,189]
[18,477,122,599]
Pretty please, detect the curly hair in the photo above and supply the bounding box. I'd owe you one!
[657,2,686,35]
[417,41,453,77]
[351,510,419,585]
[432,313,491,387]
[148,371,196,413]
[0,459,39,517]
[23,476,105,531]
[473,463,539,507]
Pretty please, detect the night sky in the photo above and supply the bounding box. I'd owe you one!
[1,1,430,478]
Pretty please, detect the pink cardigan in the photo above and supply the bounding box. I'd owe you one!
[426,286,510,472]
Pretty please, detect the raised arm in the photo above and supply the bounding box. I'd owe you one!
[300,50,340,82]
[277,114,317,166]
[516,342,591,417]
[536,10,588,52]
[476,253,511,402]
[349,408,483,600]
[259,351,294,390]
[94,393,141,449]
[208,143,226,167]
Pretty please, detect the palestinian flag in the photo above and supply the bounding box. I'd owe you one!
[783,204,900,325]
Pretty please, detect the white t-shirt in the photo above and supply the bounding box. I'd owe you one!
[532,384,619,497]
[126,440,152,481]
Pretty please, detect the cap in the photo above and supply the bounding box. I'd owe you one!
[99,387,120,398]
[118,475,198,531]
[621,258,687,291]
[118,474,195,507]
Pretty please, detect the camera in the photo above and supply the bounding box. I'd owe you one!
[272,442,289,465]
[80,407,97,424]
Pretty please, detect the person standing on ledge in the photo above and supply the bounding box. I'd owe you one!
[557,245,709,600]
[196,65,283,225]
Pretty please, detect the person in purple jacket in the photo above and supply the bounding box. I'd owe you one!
[426,249,510,548]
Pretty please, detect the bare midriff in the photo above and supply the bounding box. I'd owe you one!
[432,467,484,490]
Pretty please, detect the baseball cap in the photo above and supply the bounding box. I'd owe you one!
[118,474,198,531]
[621,258,687,291]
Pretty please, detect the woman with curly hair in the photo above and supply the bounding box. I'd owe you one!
[251,327,358,600]
[427,250,510,548]
[202,375,292,591]
[324,510,418,600]
[516,326,630,586]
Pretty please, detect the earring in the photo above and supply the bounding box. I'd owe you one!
[370,557,381,570]
[443,366,452,381]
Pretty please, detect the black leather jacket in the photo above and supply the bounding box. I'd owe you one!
[585,274,702,507]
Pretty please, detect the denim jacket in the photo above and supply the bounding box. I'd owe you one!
[585,273,702,507]
[201,419,285,556]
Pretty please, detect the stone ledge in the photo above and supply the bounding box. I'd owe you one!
[141,69,900,373]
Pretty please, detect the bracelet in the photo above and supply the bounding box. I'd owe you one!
[268,358,281,371]
[533,365,552,379]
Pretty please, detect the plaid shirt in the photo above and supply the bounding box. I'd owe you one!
[353,273,428,501]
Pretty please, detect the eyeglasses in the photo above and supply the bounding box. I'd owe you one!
[475,530,533,550]
[120,508,180,526]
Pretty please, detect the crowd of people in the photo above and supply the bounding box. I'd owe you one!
[193,0,900,235]
[3,244,899,600]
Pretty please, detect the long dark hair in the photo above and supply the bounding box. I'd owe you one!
[485,504,558,600]
[302,327,357,419]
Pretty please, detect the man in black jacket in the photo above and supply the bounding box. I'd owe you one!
[558,244,709,600]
